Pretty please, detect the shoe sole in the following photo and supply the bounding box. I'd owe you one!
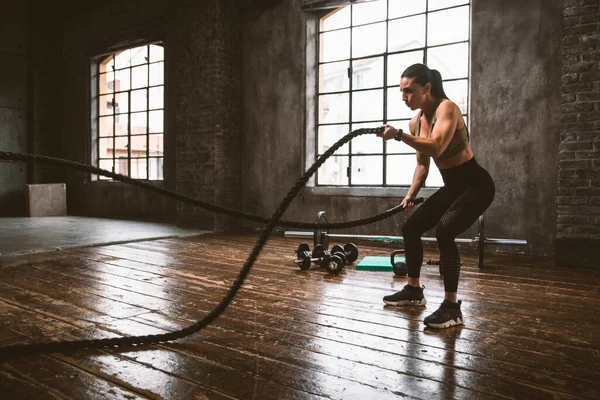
[383,298,427,306]
[425,317,465,329]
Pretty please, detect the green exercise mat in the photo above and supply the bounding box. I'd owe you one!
[356,255,405,271]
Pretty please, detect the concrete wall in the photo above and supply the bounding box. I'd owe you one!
[31,0,243,227]
[241,0,564,256]
[0,0,28,216]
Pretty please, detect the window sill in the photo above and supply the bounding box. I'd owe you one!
[304,186,440,198]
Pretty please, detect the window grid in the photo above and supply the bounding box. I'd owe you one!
[316,1,470,187]
[95,43,164,181]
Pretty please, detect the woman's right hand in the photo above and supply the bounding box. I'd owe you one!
[401,195,415,211]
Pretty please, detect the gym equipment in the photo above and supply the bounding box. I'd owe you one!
[355,255,395,271]
[293,243,346,274]
[285,212,527,268]
[390,249,407,276]
[330,243,359,264]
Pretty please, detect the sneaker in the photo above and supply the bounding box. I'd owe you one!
[383,284,427,306]
[424,300,464,329]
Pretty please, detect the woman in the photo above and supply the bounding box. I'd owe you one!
[377,63,495,329]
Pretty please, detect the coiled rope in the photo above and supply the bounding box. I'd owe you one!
[0,126,417,359]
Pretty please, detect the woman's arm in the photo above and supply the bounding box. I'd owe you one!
[382,101,459,158]
[401,118,430,209]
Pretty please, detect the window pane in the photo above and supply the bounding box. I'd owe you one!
[131,135,147,157]
[350,121,383,154]
[321,7,350,31]
[115,49,130,69]
[387,155,417,185]
[319,92,349,124]
[115,157,129,176]
[351,155,382,185]
[149,110,163,133]
[386,119,415,153]
[131,89,147,112]
[99,159,114,180]
[426,43,469,79]
[387,87,413,119]
[115,91,129,114]
[99,94,114,116]
[352,0,386,25]
[131,65,148,89]
[429,0,469,11]
[428,6,469,46]
[318,156,348,185]
[352,57,383,90]
[131,111,148,134]
[353,89,383,121]
[114,136,129,155]
[149,86,164,109]
[131,158,148,179]
[352,22,385,58]
[115,113,129,135]
[318,124,350,155]
[389,0,426,18]
[149,62,164,86]
[115,69,130,91]
[149,44,164,62]
[426,163,444,187]
[99,72,113,95]
[387,50,424,86]
[149,157,164,180]
[99,116,113,137]
[321,29,350,62]
[130,46,148,66]
[320,61,349,93]
[443,79,468,113]
[388,15,426,52]
[103,57,114,73]
[149,134,164,156]
[99,138,113,158]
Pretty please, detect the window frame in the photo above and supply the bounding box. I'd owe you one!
[306,0,471,195]
[90,41,165,182]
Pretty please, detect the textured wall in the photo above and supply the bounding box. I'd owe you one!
[31,0,242,227]
[556,0,600,267]
[0,0,28,216]
[470,0,563,256]
[241,0,564,256]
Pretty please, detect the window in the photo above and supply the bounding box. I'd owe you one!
[92,43,164,181]
[314,0,470,187]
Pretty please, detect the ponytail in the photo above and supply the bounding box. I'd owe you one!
[401,63,449,100]
[429,69,448,99]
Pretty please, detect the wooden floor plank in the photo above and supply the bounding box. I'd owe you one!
[0,232,598,400]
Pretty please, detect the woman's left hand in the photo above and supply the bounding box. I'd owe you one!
[377,124,400,141]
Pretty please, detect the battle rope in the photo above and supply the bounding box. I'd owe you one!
[0,127,418,359]
[0,150,421,231]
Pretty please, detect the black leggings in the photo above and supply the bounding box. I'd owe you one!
[403,157,495,292]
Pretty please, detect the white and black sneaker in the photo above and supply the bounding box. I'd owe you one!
[424,300,464,329]
[383,284,427,306]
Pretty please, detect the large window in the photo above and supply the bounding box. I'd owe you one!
[315,0,470,187]
[92,43,164,180]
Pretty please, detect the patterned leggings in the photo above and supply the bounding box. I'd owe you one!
[403,157,495,292]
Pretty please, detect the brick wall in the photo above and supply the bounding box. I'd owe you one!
[172,0,242,230]
[557,0,600,267]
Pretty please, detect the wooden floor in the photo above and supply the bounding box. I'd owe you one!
[0,233,598,399]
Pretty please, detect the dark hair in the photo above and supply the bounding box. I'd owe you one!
[401,63,448,99]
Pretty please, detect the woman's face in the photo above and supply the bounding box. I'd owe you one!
[400,77,430,111]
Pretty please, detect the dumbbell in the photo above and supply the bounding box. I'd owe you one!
[294,243,346,274]
[312,244,346,274]
[330,243,359,265]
